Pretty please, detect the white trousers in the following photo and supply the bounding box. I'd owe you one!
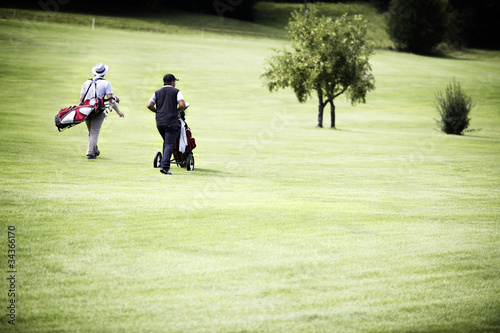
[85,113,105,156]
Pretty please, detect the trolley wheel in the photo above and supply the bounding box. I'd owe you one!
[154,152,162,168]
[186,154,194,171]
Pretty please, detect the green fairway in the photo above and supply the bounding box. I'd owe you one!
[0,8,499,333]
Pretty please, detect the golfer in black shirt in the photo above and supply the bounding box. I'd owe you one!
[147,74,186,175]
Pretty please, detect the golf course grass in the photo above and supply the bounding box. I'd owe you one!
[0,5,499,332]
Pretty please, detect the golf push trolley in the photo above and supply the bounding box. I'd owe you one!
[153,104,196,171]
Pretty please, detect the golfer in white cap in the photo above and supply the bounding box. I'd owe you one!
[79,63,124,159]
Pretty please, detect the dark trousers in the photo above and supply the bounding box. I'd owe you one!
[157,125,180,170]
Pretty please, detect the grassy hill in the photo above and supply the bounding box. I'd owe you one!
[0,5,499,332]
[1,2,392,47]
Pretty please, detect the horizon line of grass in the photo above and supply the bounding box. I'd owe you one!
[5,5,500,58]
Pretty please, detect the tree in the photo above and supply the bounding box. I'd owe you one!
[387,0,447,54]
[447,0,500,49]
[371,0,391,12]
[261,8,375,128]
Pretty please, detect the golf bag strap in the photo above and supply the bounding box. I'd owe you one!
[79,77,104,106]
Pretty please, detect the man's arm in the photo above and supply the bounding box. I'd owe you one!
[147,100,156,113]
[107,93,124,117]
[178,100,186,110]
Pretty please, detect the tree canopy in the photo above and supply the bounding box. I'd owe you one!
[261,8,375,128]
[387,0,447,54]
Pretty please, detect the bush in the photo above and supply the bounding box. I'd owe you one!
[435,79,474,135]
[387,0,447,54]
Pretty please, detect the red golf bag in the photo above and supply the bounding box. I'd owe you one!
[54,98,104,132]
[54,77,108,132]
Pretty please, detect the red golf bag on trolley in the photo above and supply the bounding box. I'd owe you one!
[154,107,196,171]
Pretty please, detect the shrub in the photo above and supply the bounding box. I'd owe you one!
[435,79,474,135]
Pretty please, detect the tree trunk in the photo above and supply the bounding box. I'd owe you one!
[330,100,336,128]
[317,88,324,127]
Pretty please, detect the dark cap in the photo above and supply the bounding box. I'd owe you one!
[163,74,179,83]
